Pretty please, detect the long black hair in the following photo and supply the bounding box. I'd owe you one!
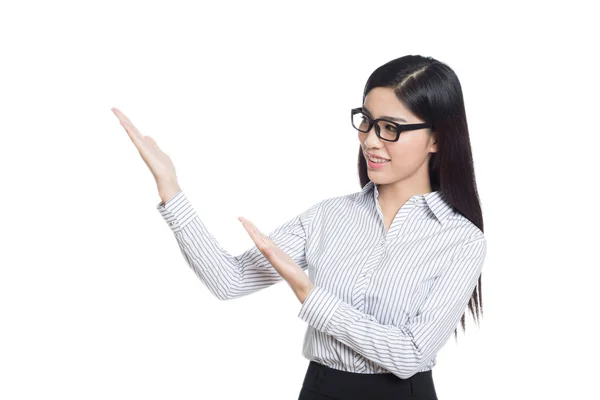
[358,55,484,340]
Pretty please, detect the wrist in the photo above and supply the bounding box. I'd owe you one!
[157,180,181,205]
[297,282,315,304]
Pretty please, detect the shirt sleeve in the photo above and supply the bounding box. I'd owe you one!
[297,235,487,379]
[157,188,319,301]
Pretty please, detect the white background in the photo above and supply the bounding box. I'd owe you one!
[1,1,598,399]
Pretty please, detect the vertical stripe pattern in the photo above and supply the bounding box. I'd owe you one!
[156,180,486,379]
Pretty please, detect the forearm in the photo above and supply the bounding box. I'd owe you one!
[172,220,285,300]
[298,286,429,378]
[157,189,312,301]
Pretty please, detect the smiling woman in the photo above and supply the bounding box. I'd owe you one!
[117,53,486,400]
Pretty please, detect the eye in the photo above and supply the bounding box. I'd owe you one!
[385,124,398,132]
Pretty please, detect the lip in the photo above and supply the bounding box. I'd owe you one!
[366,158,389,169]
[365,151,391,161]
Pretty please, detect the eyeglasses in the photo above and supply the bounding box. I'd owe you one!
[351,107,433,142]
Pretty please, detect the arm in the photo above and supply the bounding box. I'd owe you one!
[157,189,318,301]
[297,236,487,379]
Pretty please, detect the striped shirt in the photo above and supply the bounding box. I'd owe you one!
[156,180,486,379]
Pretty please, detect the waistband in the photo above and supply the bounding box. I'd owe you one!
[302,361,435,399]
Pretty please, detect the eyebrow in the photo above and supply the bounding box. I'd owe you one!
[362,105,408,123]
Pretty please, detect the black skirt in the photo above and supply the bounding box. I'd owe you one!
[297,361,438,400]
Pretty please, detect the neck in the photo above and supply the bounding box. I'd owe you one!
[377,181,433,210]
[374,162,433,211]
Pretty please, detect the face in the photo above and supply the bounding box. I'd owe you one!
[359,87,437,185]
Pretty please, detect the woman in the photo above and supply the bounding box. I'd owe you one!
[113,54,486,400]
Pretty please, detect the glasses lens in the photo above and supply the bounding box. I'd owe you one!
[376,120,399,141]
[353,112,399,141]
[352,111,370,132]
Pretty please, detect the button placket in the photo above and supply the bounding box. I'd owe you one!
[360,241,385,279]
[352,235,387,308]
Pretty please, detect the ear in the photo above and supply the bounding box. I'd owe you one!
[428,131,438,153]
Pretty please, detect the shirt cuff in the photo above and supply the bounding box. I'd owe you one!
[156,189,198,233]
[297,285,343,332]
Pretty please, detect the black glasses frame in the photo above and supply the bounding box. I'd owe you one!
[351,107,433,142]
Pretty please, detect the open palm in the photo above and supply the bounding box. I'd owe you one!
[112,107,177,184]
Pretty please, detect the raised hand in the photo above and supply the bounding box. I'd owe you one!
[237,216,314,304]
[112,107,180,202]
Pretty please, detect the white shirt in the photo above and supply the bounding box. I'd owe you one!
[156,180,486,379]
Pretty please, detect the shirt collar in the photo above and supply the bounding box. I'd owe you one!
[361,180,453,226]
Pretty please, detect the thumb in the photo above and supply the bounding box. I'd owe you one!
[144,135,158,147]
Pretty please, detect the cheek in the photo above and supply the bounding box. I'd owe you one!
[388,140,426,168]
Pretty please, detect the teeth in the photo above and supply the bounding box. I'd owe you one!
[367,155,390,163]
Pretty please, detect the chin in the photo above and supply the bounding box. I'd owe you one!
[367,175,385,184]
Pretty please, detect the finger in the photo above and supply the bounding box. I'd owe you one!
[238,218,295,267]
[112,108,158,161]
[112,107,145,146]
[239,217,271,251]
[112,107,136,126]
[241,217,267,242]
[241,217,268,239]
[238,217,261,241]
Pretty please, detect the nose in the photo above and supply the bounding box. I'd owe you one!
[361,124,383,148]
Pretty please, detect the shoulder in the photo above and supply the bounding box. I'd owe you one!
[313,189,369,217]
[438,210,486,267]
[301,189,368,233]
[447,216,486,269]
[446,208,485,242]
